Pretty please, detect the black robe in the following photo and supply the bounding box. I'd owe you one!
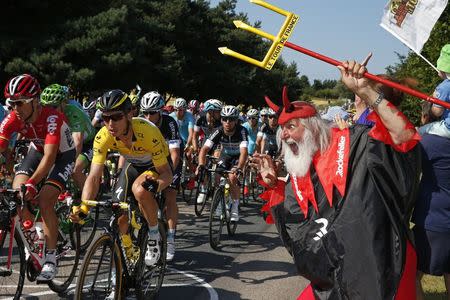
[271,125,421,300]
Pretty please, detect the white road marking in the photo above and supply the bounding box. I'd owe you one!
[6,267,219,299]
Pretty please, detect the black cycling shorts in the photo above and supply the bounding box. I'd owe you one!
[15,147,76,192]
[216,153,240,172]
[113,162,157,203]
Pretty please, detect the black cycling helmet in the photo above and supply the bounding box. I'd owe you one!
[97,89,132,112]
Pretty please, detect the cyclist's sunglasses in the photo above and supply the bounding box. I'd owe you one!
[103,113,125,122]
[221,117,237,122]
[248,117,258,120]
[143,111,159,116]
[268,115,277,119]
[6,98,34,107]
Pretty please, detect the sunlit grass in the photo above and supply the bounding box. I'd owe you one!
[423,274,447,300]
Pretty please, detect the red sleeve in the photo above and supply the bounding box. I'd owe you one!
[258,176,286,224]
[367,103,420,153]
[0,112,20,149]
[44,112,63,145]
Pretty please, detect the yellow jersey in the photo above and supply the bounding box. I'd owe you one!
[92,117,168,167]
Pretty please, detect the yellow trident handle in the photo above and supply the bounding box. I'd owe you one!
[218,0,299,70]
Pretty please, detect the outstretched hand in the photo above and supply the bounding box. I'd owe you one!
[249,153,277,187]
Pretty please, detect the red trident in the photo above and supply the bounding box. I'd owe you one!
[219,0,450,109]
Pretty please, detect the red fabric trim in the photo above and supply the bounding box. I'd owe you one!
[313,128,349,205]
[367,105,420,153]
[258,179,286,224]
[290,173,317,217]
[297,284,315,300]
[394,240,417,300]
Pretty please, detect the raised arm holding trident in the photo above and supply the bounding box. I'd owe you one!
[219,0,450,109]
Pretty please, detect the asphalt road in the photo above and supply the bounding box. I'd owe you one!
[1,195,308,300]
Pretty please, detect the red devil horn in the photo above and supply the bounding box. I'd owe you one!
[282,86,290,108]
[264,95,279,112]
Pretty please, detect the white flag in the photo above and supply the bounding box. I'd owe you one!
[380,0,448,53]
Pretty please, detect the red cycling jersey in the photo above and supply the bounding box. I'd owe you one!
[0,107,74,153]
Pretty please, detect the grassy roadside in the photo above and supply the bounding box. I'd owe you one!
[423,274,447,299]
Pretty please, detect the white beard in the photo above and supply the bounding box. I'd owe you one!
[283,128,318,177]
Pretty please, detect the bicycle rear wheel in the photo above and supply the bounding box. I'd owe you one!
[75,233,122,300]
[0,227,26,300]
[135,220,167,300]
[209,188,225,250]
[48,205,81,293]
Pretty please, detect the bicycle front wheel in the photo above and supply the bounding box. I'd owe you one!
[209,188,225,250]
[194,173,210,217]
[74,233,122,300]
[0,227,26,300]
[135,220,167,300]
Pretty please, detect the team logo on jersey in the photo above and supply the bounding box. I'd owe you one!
[47,115,59,134]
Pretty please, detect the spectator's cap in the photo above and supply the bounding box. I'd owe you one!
[437,44,450,73]
[264,86,317,125]
[322,106,349,121]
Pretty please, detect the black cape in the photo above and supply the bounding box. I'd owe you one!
[272,125,421,300]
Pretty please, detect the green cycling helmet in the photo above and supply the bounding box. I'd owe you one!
[40,84,69,106]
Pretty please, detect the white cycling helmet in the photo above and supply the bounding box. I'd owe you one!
[266,108,276,116]
[204,99,223,111]
[221,105,239,118]
[260,107,268,116]
[246,108,259,118]
[141,91,165,112]
[174,98,187,109]
[83,100,96,110]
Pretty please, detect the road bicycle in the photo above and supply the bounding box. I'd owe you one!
[75,186,167,299]
[0,186,80,299]
[208,169,239,250]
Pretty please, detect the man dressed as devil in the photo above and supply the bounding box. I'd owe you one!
[252,59,421,299]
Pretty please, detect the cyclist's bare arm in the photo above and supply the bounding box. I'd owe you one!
[72,132,83,157]
[255,135,263,153]
[81,163,103,201]
[237,147,248,170]
[192,130,199,152]
[29,143,58,184]
[198,145,211,167]
[260,137,266,155]
[186,127,194,148]
[154,163,173,191]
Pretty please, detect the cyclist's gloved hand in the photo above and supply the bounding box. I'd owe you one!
[24,179,38,201]
[141,177,160,193]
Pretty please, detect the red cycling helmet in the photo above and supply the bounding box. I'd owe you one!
[4,74,41,100]
[189,99,200,111]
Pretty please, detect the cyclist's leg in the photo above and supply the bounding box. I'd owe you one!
[164,160,180,261]
[131,172,159,228]
[112,162,140,234]
[132,168,161,266]
[228,157,241,221]
[37,149,76,281]
[13,148,42,222]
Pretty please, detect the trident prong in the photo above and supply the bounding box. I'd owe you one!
[219,0,299,70]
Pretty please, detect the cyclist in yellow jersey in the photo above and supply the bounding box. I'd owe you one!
[81,89,173,267]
